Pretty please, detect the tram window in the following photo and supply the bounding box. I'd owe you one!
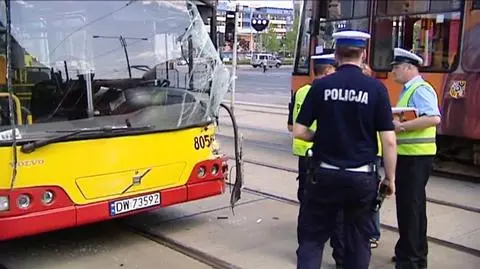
[294,0,313,74]
[377,0,429,16]
[377,0,462,15]
[296,0,369,74]
[474,0,480,9]
[353,1,369,17]
[317,18,369,49]
[326,0,353,19]
[430,1,462,12]
[371,11,462,72]
[322,0,368,20]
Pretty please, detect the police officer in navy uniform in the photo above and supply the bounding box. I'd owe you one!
[288,52,345,268]
[293,30,397,269]
[389,48,441,269]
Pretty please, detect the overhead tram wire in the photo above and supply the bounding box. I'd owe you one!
[49,0,136,56]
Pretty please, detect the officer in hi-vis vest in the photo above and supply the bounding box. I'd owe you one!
[362,62,382,249]
[288,53,345,267]
[389,48,441,269]
[290,53,336,202]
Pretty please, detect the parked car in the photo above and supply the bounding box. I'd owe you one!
[250,53,282,68]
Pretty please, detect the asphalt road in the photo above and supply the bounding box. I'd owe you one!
[228,65,293,106]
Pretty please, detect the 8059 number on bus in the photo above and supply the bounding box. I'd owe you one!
[194,135,214,150]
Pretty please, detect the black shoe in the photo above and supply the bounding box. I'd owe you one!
[392,256,427,269]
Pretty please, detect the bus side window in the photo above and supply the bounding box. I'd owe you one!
[371,0,462,72]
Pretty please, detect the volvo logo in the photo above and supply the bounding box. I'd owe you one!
[9,159,45,168]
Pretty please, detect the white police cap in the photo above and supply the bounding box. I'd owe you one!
[332,30,371,48]
[391,48,424,66]
[311,53,335,65]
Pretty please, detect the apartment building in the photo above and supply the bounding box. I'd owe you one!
[212,1,294,52]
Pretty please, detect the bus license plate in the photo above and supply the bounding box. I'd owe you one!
[109,193,161,216]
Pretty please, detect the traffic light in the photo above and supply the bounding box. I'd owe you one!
[251,17,269,32]
[225,10,236,43]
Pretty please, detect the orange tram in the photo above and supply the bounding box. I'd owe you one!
[0,0,239,241]
[292,0,480,177]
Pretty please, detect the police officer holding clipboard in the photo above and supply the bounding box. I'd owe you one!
[389,48,441,269]
[293,30,397,269]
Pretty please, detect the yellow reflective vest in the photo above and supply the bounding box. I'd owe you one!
[377,132,382,157]
[292,84,316,156]
[396,81,437,155]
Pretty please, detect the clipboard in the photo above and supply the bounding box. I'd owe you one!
[391,107,419,122]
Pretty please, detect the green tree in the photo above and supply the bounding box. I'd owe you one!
[262,25,281,53]
[284,15,299,54]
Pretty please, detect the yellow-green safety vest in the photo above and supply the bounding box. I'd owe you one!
[292,84,316,156]
[396,81,437,155]
[377,132,382,157]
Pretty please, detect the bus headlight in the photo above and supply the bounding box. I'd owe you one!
[17,194,31,209]
[198,166,206,178]
[41,191,54,205]
[0,196,9,212]
[211,164,219,175]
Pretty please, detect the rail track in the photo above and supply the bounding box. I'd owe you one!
[217,122,480,183]
[118,152,479,268]
[220,102,480,181]
[233,157,480,214]
[224,158,480,258]
[125,223,243,269]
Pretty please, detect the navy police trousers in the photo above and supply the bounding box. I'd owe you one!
[297,157,344,264]
[296,166,378,269]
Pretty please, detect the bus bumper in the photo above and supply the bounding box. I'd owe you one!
[0,157,228,241]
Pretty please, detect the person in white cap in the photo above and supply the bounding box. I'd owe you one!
[287,52,345,267]
[293,30,397,269]
[390,48,441,269]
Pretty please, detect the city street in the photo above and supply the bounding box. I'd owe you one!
[228,65,293,106]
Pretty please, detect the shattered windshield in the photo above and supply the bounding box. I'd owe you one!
[0,0,230,141]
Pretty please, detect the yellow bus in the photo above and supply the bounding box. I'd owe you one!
[0,0,233,240]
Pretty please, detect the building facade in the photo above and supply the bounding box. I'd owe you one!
[213,1,294,52]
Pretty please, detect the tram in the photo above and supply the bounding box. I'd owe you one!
[292,0,480,177]
[0,0,237,240]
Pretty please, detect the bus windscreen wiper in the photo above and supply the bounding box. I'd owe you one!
[20,124,153,154]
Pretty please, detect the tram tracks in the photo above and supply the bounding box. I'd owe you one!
[128,225,242,269]
[226,157,480,258]
[234,157,480,214]
[120,155,478,268]
[220,103,480,182]
[217,123,480,183]
[121,199,269,269]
